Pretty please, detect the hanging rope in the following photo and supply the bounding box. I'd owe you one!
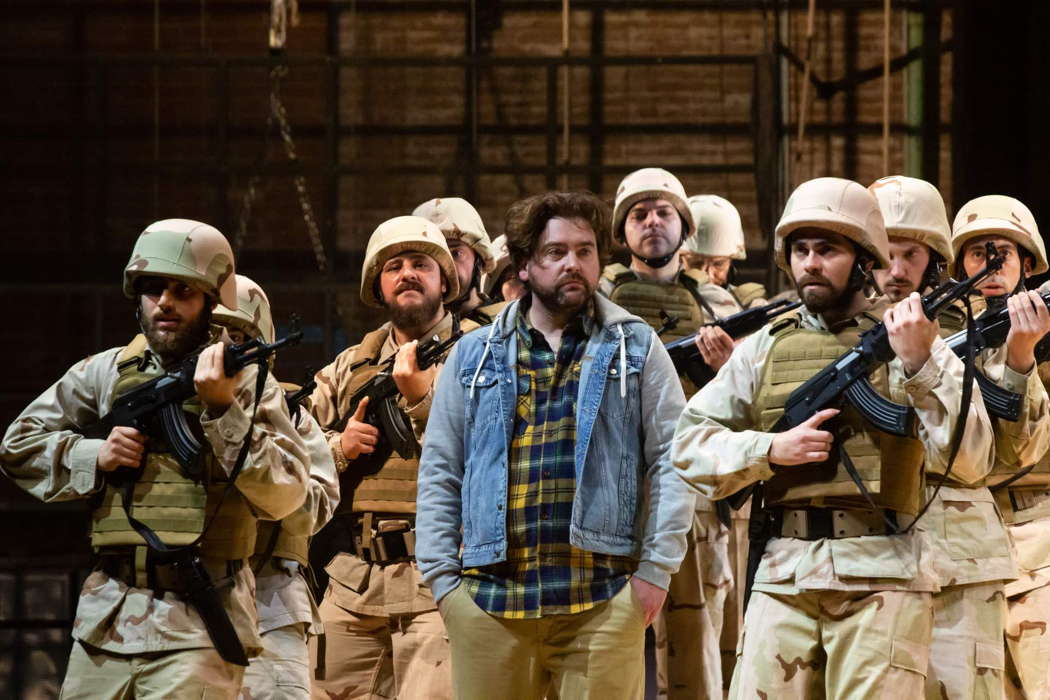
[882,0,891,174]
[791,0,817,186]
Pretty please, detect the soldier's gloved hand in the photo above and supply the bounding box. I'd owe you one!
[392,340,437,406]
[768,408,838,466]
[694,325,735,372]
[885,292,938,375]
[1005,290,1050,374]
[194,342,237,414]
[97,426,147,472]
[341,396,379,461]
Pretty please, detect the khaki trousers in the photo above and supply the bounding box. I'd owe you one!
[439,581,646,700]
[926,581,1007,700]
[1005,582,1050,699]
[653,510,731,699]
[59,640,244,700]
[243,623,311,700]
[730,589,933,699]
[308,599,451,700]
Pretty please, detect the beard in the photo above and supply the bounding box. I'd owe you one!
[530,273,594,316]
[879,275,919,303]
[795,275,853,314]
[139,304,212,365]
[387,285,443,331]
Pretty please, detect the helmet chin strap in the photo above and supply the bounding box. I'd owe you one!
[629,233,685,269]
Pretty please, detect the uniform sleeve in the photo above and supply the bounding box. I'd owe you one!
[981,347,1050,470]
[897,336,995,485]
[200,366,310,521]
[672,331,776,500]
[0,348,123,502]
[268,410,341,537]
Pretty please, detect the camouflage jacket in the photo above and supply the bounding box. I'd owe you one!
[0,342,313,655]
[672,303,996,593]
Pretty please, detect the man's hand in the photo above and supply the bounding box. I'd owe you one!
[392,340,437,406]
[1005,290,1050,374]
[884,292,938,375]
[768,408,838,466]
[340,396,380,461]
[194,342,237,414]
[97,426,147,472]
[694,325,735,373]
[630,577,667,628]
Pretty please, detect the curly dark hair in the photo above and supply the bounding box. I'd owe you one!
[504,191,613,272]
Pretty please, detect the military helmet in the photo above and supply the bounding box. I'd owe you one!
[360,216,460,308]
[611,168,695,243]
[412,197,496,273]
[123,219,237,308]
[482,233,512,297]
[868,176,952,263]
[951,195,1048,275]
[684,194,746,260]
[774,177,890,274]
[213,275,275,344]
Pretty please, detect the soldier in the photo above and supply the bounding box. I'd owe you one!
[415,190,692,699]
[307,216,473,700]
[948,196,1050,699]
[682,194,767,313]
[0,219,312,698]
[599,168,735,699]
[413,197,506,325]
[872,180,1050,698]
[213,275,340,699]
[673,177,996,698]
[482,233,526,304]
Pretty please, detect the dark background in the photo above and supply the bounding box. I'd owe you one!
[1,0,1046,694]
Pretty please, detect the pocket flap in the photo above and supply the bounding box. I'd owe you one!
[325,552,371,593]
[829,537,915,580]
[975,641,1005,670]
[890,637,929,675]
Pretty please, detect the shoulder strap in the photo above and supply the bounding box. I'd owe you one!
[733,282,767,308]
[601,263,635,285]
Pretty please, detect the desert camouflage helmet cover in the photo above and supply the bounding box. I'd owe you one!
[611,168,696,243]
[868,176,953,263]
[214,274,275,344]
[123,218,237,308]
[774,177,890,274]
[951,195,1048,274]
[412,197,496,273]
[482,233,512,297]
[360,215,460,308]
[684,194,747,259]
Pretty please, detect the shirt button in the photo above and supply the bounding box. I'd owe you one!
[497,503,503,511]
[542,470,551,478]
[541,511,550,520]
[610,368,618,375]
[479,375,486,383]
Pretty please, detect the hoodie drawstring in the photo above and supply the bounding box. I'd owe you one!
[617,323,627,398]
[469,323,499,399]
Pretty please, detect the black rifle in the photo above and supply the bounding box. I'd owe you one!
[333,331,463,476]
[83,329,303,482]
[665,298,803,386]
[942,292,1050,421]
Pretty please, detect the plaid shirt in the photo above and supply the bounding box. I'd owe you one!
[462,297,634,618]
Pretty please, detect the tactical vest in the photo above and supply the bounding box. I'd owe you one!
[730,282,767,309]
[91,335,257,559]
[254,520,309,566]
[753,312,926,514]
[339,327,423,515]
[600,264,711,344]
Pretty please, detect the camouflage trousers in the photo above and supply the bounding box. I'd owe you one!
[730,589,933,699]
[926,581,1007,699]
[242,623,311,699]
[308,600,451,700]
[653,509,732,699]
[1005,581,1050,699]
[59,640,244,699]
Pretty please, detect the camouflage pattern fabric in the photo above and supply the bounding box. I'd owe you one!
[60,640,245,699]
[1005,580,1050,699]
[729,590,933,699]
[653,510,731,699]
[242,623,311,700]
[926,581,1007,699]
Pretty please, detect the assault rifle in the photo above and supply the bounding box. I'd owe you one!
[942,293,1050,421]
[333,331,463,476]
[665,298,803,386]
[84,328,303,481]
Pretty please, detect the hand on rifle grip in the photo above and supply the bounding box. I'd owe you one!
[340,396,379,461]
[768,408,839,466]
[97,426,148,472]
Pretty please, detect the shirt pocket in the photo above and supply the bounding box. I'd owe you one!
[941,492,1010,561]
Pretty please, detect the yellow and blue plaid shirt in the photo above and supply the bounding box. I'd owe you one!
[462,298,634,618]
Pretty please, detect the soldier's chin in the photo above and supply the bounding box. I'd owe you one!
[800,285,844,313]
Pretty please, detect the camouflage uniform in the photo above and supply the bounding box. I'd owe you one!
[673,178,997,699]
[0,224,312,700]
[215,275,341,700]
[306,216,466,700]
